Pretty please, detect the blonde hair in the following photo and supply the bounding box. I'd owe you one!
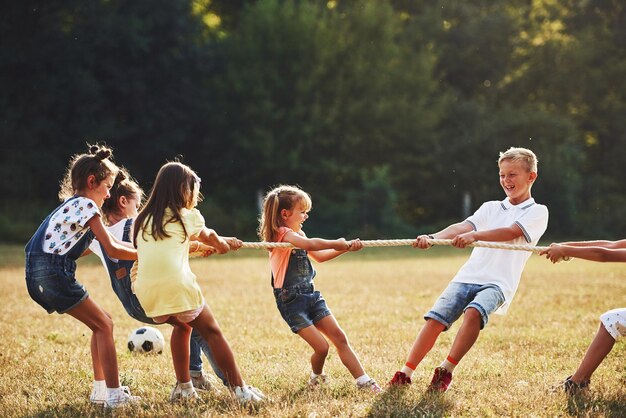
[498,147,538,173]
[258,185,312,242]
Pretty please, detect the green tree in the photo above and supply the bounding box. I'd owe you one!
[205,0,441,237]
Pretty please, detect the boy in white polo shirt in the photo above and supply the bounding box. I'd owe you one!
[389,147,549,392]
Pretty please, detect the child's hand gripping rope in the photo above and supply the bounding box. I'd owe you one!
[539,243,572,263]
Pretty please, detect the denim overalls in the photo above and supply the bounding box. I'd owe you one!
[25,196,95,314]
[273,248,331,333]
[98,219,156,324]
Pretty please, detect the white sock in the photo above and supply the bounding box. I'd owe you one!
[92,380,106,400]
[93,380,106,392]
[400,365,415,378]
[179,381,193,390]
[440,358,457,373]
[106,386,124,399]
[310,371,322,379]
[355,374,371,385]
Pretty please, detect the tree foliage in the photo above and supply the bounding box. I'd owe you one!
[1,0,624,241]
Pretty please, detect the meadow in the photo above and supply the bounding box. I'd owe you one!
[0,245,624,417]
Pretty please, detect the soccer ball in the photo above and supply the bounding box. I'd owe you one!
[127,326,164,354]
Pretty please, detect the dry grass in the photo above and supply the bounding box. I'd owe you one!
[0,247,624,417]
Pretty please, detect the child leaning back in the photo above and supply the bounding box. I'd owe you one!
[389,147,549,393]
[258,184,381,392]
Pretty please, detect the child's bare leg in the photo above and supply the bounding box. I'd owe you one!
[89,333,105,381]
[68,297,120,387]
[571,323,615,384]
[167,318,193,383]
[315,315,364,378]
[189,305,244,387]
[297,325,330,375]
[447,307,482,363]
[406,318,446,367]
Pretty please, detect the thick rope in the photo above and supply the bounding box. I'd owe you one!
[191,238,566,261]
[239,238,550,254]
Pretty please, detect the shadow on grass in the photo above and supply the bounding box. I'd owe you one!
[566,391,626,418]
[24,394,267,418]
[366,387,454,418]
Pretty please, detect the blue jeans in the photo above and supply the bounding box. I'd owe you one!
[425,282,505,330]
[190,329,227,385]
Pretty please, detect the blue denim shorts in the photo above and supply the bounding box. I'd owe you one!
[274,283,332,333]
[25,253,88,314]
[425,282,505,330]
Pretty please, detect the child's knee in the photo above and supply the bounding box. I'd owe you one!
[315,341,330,357]
[464,307,483,324]
[94,315,114,334]
[333,332,349,349]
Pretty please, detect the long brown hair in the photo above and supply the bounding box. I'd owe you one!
[133,162,201,245]
[257,185,312,242]
[58,144,119,201]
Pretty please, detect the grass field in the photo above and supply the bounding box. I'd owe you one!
[0,246,624,417]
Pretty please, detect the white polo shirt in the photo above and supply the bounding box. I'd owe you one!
[451,197,548,314]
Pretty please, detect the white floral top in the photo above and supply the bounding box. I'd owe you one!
[43,196,100,255]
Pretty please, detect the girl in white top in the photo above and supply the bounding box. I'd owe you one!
[133,161,264,403]
[24,144,140,408]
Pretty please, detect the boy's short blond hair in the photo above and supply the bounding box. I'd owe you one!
[498,147,538,173]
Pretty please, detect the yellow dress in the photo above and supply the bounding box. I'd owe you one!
[134,208,205,317]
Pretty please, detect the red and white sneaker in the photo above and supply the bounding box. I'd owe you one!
[427,367,452,393]
[388,371,412,386]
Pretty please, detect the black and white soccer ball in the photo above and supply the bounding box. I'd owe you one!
[127,326,164,354]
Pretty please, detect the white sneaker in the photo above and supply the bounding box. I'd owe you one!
[89,387,107,405]
[357,378,382,393]
[104,387,140,408]
[246,385,266,400]
[234,385,265,404]
[170,381,199,402]
[191,373,212,391]
[91,385,132,405]
[308,374,328,388]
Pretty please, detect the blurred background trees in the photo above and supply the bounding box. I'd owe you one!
[1,0,624,241]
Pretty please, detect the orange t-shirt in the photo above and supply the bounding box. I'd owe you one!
[269,227,294,288]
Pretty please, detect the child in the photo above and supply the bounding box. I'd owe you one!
[389,147,549,393]
[88,168,228,389]
[540,240,626,394]
[24,144,140,408]
[258,185,381,392]
[133,161,265,403]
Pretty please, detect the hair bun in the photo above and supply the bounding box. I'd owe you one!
[115,167,129,183]
[88,144,112,161]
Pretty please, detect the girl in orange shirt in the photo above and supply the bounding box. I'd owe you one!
[258,184,380,392]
